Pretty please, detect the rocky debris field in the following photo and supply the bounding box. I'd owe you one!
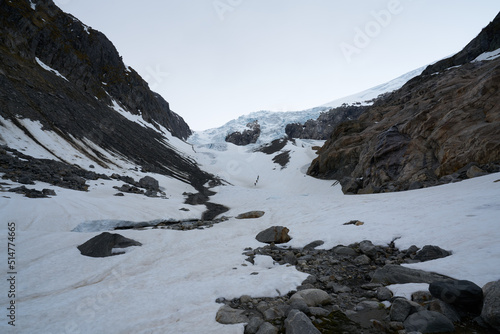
[215,228,500,334]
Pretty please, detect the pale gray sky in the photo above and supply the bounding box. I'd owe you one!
[56,0,500,130]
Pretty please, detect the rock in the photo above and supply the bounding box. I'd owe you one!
[481,280,500,331]
[332,246,357,257]
[138,176,160,191]
[77,232,142,258]
[376,286,393,301]
[327,283,352,293]
[303,240,324,250]
[236,211,265,219]
[283,251,298,265]
[284,309,321,334]
[428,299,461,323]
[290,289,333,307]
[404,310,455,333]
[371,264,452,284]
[359,240,378,258]
[255,322,278,334]
[42,188,56,196]
[255,226,291,244]
[355,300,383,311]
[309,307,330,317]
[429,280,483,314]
[289,298,310,314]
[389,298,424,322]
[225,120,261,146]
[354,254,371,265]
[215,305,249,324]
[414,245,452,262]
[245,316,264,334]
[411,290,433,304]
[466,165,488,178]
[263,306,286,321]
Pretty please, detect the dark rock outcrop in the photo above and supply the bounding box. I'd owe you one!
[225,120,261,145]
[308,45,500,193]
[285,105,368,140]
[0,0,216,193]
[77,232,142,257]
[255,226,291,244]
[403,310,455,333]
[414,245,452,262]
[371,264,453,285]
[429,280,483,314]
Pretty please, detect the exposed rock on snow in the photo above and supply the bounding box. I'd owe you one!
[236,210,265,219]
[414,245,452,262]
[371,264,453,285]
[255,226,291,244]
[77,232,142,257]
[225,120,261,146]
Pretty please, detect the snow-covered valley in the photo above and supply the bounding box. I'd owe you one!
[1,134,499,333]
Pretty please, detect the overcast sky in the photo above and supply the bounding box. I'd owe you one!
[56,0,500,131]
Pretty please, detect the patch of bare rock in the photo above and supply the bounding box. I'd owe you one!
[216,226,500,333]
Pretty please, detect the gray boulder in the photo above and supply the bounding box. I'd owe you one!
[290,289,333,307]
[138,176,160,191]
[255,322,278,334]
[389,298,424,322]
[404,310,455,333]
[371,264,452,285]
[284,309,320,334]
[77,232,142,258]
[255,226,291,244]
[236,211,265,219]
[429,280,483,314]
[414,245,452,262]
[215,305,249,324]
[481,280,500,331]
[359,240,378,258]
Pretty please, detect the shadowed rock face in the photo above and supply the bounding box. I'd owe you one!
[0,0,216,192]
[308,13,500,194]
[308,51,500,194]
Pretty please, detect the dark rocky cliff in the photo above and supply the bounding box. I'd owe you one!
[0,0,213,191]
[308,13,500,194]
[285,105,368,140]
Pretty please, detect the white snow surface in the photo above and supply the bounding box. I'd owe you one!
[1,134,500,333]
[190,66,425,146]
[473,47,500,62]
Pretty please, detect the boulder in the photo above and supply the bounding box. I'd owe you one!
[466,165,488,178]
[389,298,424,322]
[215,305,249,324]
[481,280,500,331]
[414,245,452,262]
[138,176,160,191]
[290,289,333,307]
[371,264,452,285]
[255,322,278,334]
[284,310,321,334]
[303,240,324,250]
[255,226,291,244]
[236,211,265,219]
[359,240,378,258]
[332,246,357,257]
[77,232,142,258]
[429,280,483,314]
[403,310,455,333]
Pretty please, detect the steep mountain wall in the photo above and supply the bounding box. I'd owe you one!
[308,57,500,193]
[0,0,214,191]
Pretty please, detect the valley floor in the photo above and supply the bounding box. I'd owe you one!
[1,139,500,333]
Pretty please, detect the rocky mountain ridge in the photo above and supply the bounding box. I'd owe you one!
[0,0,215,193]
[307,13,500,194]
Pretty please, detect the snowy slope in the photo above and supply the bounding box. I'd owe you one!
[1,135,500,333]
[189,66,425,146]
